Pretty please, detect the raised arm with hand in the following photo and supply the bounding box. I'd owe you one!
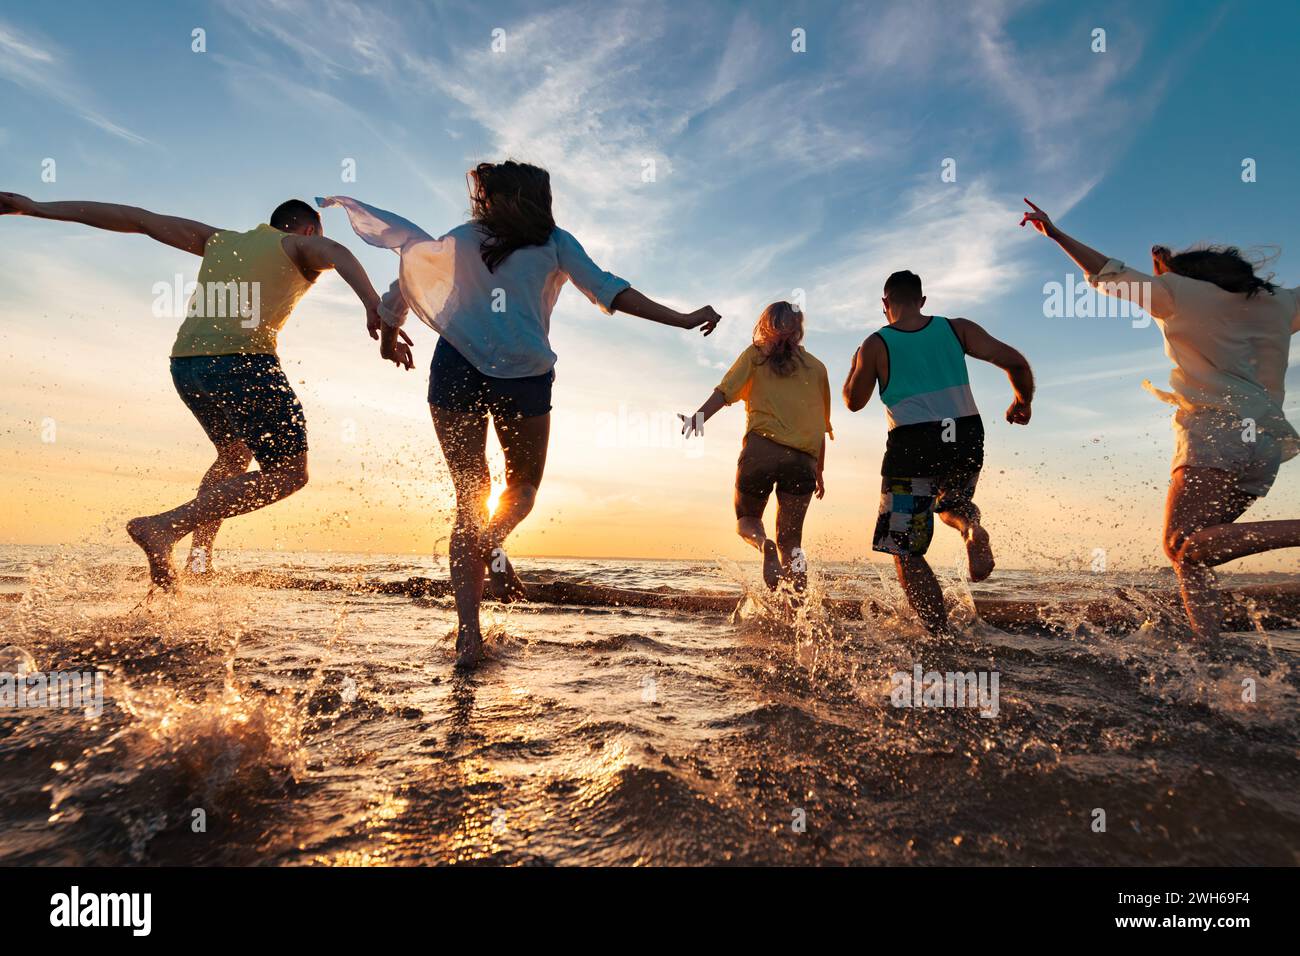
[1020,197,1176,319]
[1018,198,1108,276]
[612,288,721,336]
[0,191,218,256]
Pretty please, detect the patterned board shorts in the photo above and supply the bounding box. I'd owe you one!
[872,472,979,557]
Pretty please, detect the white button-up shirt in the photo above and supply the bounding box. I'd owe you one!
[320,195,629,378]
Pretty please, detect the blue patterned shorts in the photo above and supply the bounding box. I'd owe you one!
[872,473,979,557]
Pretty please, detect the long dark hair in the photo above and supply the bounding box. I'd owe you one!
[752,301,806,376]
[1162,245,1277,298]
[468,161,556,272]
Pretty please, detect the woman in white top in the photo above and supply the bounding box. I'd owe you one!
[322,162,720,668]
[1021,199,1300,643]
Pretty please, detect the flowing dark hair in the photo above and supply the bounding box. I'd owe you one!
[752,301,806,376]
[468,161,556,272]
[1160,244,1277,298]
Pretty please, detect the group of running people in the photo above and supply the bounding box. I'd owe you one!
[2,166,1297,668]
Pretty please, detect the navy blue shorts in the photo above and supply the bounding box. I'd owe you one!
[428,337,553,419]
[171,354,308,467]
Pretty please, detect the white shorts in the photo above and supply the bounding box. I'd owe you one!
[1172,409,1284,498]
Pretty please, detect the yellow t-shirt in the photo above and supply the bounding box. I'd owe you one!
[171,224,314,358]
[717,345,832,459]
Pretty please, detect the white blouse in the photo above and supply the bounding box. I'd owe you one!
[1088,257,1300,460]
[319,195,629,378]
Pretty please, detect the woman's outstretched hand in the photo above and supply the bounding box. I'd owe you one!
[678,412,704,438]
[1018,198,1056,238]
[379,325,414,370]
[686,306,721,336]
[1020,198,1109,277]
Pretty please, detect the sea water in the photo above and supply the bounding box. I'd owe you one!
[0,544,1297,865]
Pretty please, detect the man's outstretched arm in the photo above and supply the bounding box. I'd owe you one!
[951,318,1034,425]
[0,192,218,256]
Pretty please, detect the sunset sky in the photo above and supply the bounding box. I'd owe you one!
[1,0,1297,571]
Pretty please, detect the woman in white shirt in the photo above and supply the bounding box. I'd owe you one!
[1021,199,1300,644]
[322,162,720,668]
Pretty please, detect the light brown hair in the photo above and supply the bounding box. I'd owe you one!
[752,301,805,376]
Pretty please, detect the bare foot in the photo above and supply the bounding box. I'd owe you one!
[965,525,995,583]
[126,516,179,590]
[761,540,781,590]
[454,624,486,670]
[1174,559,1222,642]
[483,546,527,602]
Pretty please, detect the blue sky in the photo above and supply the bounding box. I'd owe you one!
[1,0,1297,570]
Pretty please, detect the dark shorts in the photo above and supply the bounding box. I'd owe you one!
[881,414,984,476]
[873,415,984,556]
[171,354,308,467]
[872,471,980,557]
[428,337,553,419]
[735,432,818,517]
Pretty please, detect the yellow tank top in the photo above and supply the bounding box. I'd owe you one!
[170,224,314,357]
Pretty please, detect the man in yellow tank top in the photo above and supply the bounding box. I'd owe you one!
[0,192,412,589]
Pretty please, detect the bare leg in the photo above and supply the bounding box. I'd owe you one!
[894,553,949,635]
[1163,466,1254,642]
[127,451,309,589]
[431,406,492,668]
[482,413,550,601]
[774,491,813,591]
[735,490,781,589]
[937,501,994,583]
[187,440,253,574]
[1179,519,1300,566]
[735,515,767,551]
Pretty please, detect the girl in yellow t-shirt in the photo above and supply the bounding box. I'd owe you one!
[680,301,832,590]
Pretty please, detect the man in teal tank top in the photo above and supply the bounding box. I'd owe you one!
[843,270,1035,635]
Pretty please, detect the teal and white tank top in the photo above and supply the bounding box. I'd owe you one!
[877,317,979,429]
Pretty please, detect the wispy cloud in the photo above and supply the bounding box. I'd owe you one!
[0,20,150,145]
[1038,356,1170,390]
[396,4,692,258]
[807,177,1029,329]
[969,0,1146,169]
[218,0,701,261]
[205,0,1192,354]
[208,51,461,211]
